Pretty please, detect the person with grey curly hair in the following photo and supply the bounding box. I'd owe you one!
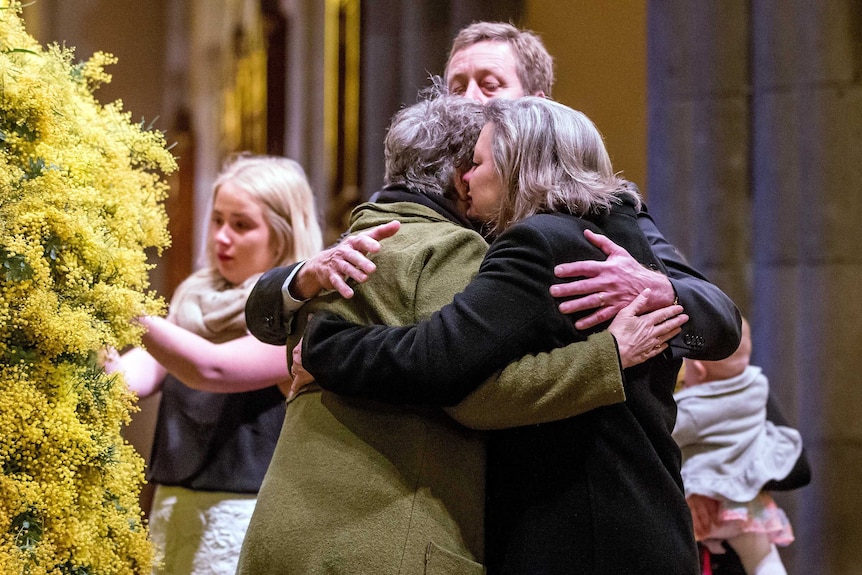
[381,88,481,211]
[237,89,682,573]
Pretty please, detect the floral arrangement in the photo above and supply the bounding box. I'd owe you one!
[0,4,175,574]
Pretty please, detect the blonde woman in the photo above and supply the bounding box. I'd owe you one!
[110,154,322,575]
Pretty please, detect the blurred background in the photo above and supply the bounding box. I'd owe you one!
[20,1,862,573]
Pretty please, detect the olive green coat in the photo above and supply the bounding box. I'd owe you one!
[236,201,624,574]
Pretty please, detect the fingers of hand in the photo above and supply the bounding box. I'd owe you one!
[585,229,629,258]
[558,298,589,315]
[369,220,400,241]
[349,234,381,256]
[661,312,688,333]
[323,250,373,294]
[553,261,601,280]
[574,306,617,331]
[340,240,380,277]
[328,273,355,299]
[583,229,614,254]
[623,288,652,315]
[648,305,685,327]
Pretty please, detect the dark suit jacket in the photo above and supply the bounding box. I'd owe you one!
[304,200,704,574]
[245,261,301,345]
[636,201,741,359]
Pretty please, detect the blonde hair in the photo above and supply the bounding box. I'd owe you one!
[208,154,323,269]
[482,97,637,234]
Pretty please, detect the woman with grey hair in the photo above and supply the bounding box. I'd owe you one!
[299,97,705,574]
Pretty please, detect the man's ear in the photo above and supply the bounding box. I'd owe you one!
[533,90,547,98]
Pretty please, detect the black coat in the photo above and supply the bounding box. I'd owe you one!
[303,199,734,574]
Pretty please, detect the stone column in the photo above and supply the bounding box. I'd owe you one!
[650,0,862,572]
[646,2,752,312]
[751,1,862,572]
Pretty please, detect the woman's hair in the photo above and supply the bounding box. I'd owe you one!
[445,21,554,98]
[208,154,323,269]
[384,84,484,199]
[482,97,638,234]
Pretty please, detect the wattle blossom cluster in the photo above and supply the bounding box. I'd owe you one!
[0,4,175,574]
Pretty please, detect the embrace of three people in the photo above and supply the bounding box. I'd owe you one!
[237,22,746,575]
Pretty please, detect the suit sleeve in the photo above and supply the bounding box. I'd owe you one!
[245,262,302,345]
[303,222,600,406]
[637,204,742,360]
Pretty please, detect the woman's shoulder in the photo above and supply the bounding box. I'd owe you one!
[506,212,596,246]
[519,210,593,229]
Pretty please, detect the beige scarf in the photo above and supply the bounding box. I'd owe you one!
[167,268,261,343]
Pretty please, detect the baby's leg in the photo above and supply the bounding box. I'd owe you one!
[726,532,787,575]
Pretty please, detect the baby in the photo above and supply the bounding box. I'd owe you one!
[673,318,801,575]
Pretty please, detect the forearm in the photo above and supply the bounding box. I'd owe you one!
[446,331,625,430]
[304,223,607,405]
[303,313,480,404]
[139,317,289,393]
[666,276,741,360]
[638,207,742,360]
[107,346,167,398]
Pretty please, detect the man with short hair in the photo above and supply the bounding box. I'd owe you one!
[442,21,739,357]
[445,21,552,101]
[442,23,806,575]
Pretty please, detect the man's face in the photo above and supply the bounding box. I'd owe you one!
[462,123,504,223]
[446,41,527,103]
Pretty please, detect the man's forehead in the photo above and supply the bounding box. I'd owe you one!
[447,41,517,76]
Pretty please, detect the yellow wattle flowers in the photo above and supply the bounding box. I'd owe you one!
[0,4,175,574]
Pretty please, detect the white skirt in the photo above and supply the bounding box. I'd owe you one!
[148,485,257,575]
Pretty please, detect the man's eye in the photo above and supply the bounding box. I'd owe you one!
[450,84,465,95]
[483,83,500,92]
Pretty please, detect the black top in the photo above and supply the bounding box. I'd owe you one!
[148,375,285,493]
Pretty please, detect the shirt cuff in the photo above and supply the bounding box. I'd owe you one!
[282,260,309,314]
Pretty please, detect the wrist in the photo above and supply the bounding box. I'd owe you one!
[649,273,677,307]
[289,262,319,300]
